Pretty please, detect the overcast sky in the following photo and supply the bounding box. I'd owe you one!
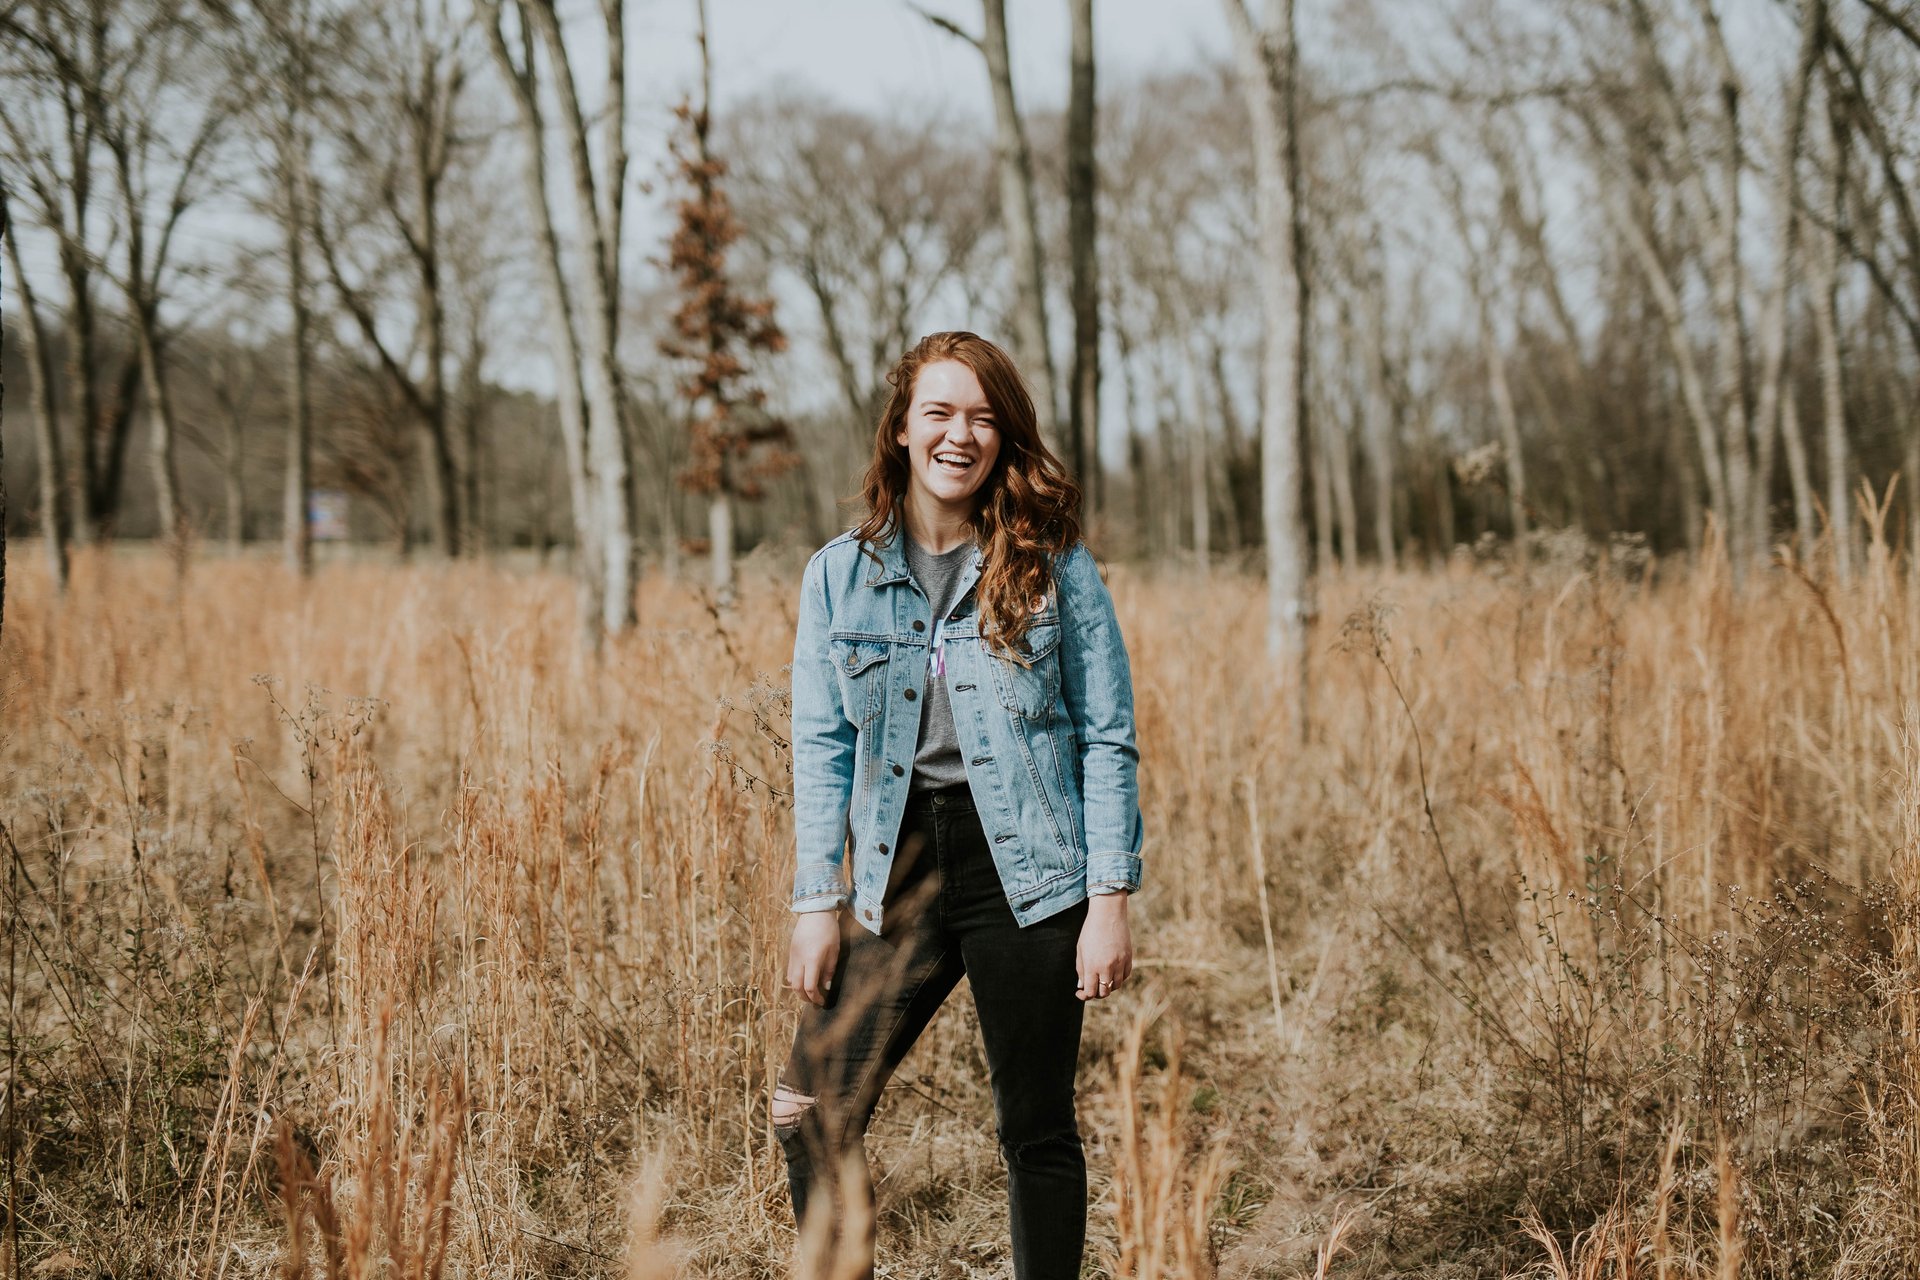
[635,0,1234,122]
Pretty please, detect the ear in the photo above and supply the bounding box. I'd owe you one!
[894,428,909,449]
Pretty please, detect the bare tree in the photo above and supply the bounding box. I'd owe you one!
[205,0,326,571]
[0,0,141,542]
[275,30,316,576]
[1747,0,1824,563]
[1812,52,1854,576]
[1820,4,1920,568]
[1355,253,1398,567]
[194,310,263,551]
[1432,136,1529,551]
[3,184,71,588]
[1222,0,1312,726]
[1066,0,1099,505]
[479,0,636,640]
[96,0,234,546]
[914,0,1059,438]
[309,0,467,556]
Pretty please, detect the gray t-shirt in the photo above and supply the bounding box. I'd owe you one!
[902,534,975,792]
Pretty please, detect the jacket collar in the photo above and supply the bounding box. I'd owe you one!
[863,522,985,587]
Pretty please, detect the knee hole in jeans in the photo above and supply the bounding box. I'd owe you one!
[1001,1128,1083,1167]
[772,1083,818,1131]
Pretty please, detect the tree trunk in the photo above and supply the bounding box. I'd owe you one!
[1330,404,1359,572]
[458,308,488,553]
[62,249,104,543]
[1610,191,1728,532]
[1668,408,1704,553]
[1111,306,1149,554]
[4,216,71,589]
[525,0,637,635]
[223,361,244,552]
[416,204,460,557]
[1699,16,1754,572]
[482,0,609,635]
[709,492,735,598]
[1182,338,1211,572]
[52,74,105,547]
[1357,290,1396,569]
[1310,404,1333,573]
[132,297,183,544]
[979,0,1057,438]
[1625,0,1750,567]
[1066,0,1099,504]
[1222,0,1311,734]
[283,130,314,576]
[1145,348,1180,559]
[1212,340,1261,551]
[1477,304,1529,552]
[1747,0,1822,565]
[1779,379,1816,560]
[1813,207,1851,578]
[1430,445,1455,566]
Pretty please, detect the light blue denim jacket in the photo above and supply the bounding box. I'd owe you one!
[789,526,1144,933]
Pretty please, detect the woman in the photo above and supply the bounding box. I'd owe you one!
[774,331,1143,1279]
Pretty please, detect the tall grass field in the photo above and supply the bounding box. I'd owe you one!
[2,534,1916,1278]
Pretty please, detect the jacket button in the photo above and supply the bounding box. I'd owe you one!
[878,842,889,855]
[863,908,874,921]
[891,764,904,777]
[904,688,917,701]
[912,620,926,632]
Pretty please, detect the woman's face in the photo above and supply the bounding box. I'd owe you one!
[895,359,1003,517]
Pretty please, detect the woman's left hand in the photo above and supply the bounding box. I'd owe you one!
[1076,893,1133,1001]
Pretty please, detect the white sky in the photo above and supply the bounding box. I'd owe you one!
[638,0,1233,121]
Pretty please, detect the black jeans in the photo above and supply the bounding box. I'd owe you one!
[776,783,1089,1279]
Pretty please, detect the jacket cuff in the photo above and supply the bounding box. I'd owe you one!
[792,863,847,909]
[1086,851,1142,895]
[790,893,848,914]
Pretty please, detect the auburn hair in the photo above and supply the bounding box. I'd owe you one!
[854,331,1081,655]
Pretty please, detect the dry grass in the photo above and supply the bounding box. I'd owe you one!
[0,531,1915,1277]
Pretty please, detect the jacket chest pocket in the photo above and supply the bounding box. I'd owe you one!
[831,638,892,727]
[989,621,1061,722]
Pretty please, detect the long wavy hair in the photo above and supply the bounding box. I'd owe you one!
[853,331,1081,655]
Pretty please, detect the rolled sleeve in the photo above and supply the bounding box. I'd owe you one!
[789,550,855,912]
[1055,543,1145,894]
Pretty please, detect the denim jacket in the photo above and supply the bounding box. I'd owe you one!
[789,526,1143,934]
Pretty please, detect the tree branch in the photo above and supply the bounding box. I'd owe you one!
[1853,0,1920,52]
[905,2,981,51]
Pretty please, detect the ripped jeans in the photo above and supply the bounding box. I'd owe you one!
[773,783,1089,1280]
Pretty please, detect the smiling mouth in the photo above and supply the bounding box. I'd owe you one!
[933,452,976,474]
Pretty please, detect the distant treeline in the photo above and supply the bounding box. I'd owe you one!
[4,0,1916,600]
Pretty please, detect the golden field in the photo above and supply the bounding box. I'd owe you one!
[1,534,1916,1278]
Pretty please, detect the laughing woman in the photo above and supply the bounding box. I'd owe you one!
[773,331,1143,1279]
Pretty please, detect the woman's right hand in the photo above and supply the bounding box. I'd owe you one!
[786,911,842,1007]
